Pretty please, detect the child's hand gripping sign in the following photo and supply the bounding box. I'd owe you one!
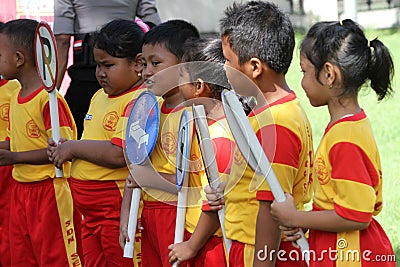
[192,104,232,258]
[172,109,193,267]
[123,91,160,258]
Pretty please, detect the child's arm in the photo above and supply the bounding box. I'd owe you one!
[129,164,177,194]
[168,210,220,265]
[52,140,126,169]
[0,148,51,166]
[271,193,370,233]
[120,176,134,249]
[0,140,10,150]
[254,200,281,267]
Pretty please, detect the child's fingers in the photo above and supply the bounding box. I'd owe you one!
[119,230,129,249]
[279,225,300,234]
[47,137,56,146]
[280,225,302,243]
[58,138,68,144]
[168,248,177,265]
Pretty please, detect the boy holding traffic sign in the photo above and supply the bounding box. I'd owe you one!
[0,19,80,266]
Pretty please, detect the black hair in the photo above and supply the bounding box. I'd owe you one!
[182,38,256,114]
[301,19,394,101]
[182,38,228,101]
[0,22,4,32]
[94,19,144,63]
[220,1,295,74]
[142,19,200,61]
[1,19,38,61]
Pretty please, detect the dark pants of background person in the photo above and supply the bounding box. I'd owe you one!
[65,66,101,139]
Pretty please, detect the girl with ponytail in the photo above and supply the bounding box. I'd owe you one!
[271,19,395,267]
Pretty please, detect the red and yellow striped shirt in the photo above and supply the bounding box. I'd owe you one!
[224,92,314,245]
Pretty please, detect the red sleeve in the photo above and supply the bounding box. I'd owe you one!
[329,142,378,222]
[329,142,378,187]
[111,137,123,148]
[334,203,373,222]
[213,137,235,174]
[256,190,274,201]
[255,124,301,201]
[122,99,135,118]
[43,99,75,131]
[256,124,301,168]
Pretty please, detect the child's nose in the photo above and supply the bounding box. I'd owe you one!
[142,67,153,80]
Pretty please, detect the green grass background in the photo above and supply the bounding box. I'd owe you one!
[287,29,400,265]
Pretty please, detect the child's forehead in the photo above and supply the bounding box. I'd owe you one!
[142,43,175,58]
[0,33,13,49]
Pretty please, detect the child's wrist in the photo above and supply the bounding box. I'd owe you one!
[290,210,302,228]
[186,239,199,255]
[119,223,128,232]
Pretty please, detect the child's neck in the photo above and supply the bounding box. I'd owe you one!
[163,88,183,109]
[328,97,361,126]
[199,98,223,122]
[18,68,44,97]
[255,72,291,108]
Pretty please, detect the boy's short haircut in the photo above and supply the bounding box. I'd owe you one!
[220,1,294,74]
[2,19,38,62]
[142,19,200,61]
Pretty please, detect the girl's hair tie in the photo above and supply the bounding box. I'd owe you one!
[135,18,150,33]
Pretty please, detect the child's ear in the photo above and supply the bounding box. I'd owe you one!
[15,51,24,68]
[323,62,339,87]
[194,78,208,97]
[133,53,143,72]
[248,57,263,79]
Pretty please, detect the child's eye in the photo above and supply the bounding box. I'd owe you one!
[142,62,147,67]
[152,61,160,67]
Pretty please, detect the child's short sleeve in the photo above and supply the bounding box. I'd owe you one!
[329,142,378,223]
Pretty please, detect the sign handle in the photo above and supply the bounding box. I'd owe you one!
[123,187,141,258]
[48,90,63,177]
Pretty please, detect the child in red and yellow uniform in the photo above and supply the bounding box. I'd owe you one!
[271,19,395,267]
[0,19,80,267]
[0,78,20,267]
[119,19,200,267]
[204,2,313,266]
[168,38,236,267]
[48,19,145,267]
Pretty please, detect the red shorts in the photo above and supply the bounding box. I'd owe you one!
[277,241,308,267]
[230,240,307,267]
[70,178,135,267]
[0,165,13,267]
[9,178,81,267]
[141,200,177,267]
[184,230,227,267]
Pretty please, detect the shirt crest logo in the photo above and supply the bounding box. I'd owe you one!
[233,148,245,166]
[316,156,330,185]
[161,131,176,155]
[190,153,202,175]
[103,111,119,131]
[26,120,41,138]
[0,104,10,121]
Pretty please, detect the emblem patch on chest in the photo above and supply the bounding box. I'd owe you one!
[26,119,41,138]
[103,111,119,131]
